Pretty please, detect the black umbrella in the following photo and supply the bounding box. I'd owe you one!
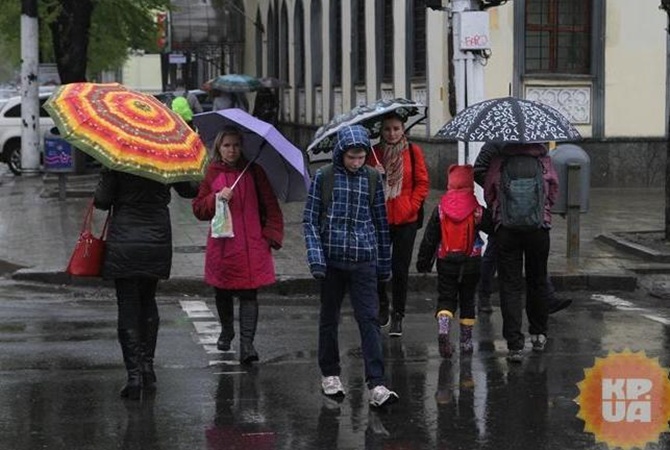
[436,96,581,143]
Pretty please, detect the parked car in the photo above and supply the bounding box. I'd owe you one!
[0,92,55,175]
[154,89,212,113]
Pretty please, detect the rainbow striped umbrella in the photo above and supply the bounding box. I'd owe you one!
[43,82,208,184]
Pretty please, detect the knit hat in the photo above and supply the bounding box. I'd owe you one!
[447,164,474,191]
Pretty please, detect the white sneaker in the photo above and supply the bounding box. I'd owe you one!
[321,376,345,396]
[369,385,399,407]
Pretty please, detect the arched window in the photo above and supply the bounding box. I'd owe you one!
[310,0,322,85]
[410,0,427,79]
[280,2,289,83]
[330,0,342,86]
[294,1,305,87]
[352,0,366,85]
[267,5,278,77]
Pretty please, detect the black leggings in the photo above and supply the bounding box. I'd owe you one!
[115,277,159,330]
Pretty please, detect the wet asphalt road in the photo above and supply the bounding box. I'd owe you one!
[1,278,670,450]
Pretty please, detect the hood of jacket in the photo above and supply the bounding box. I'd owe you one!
[440,165,479,222]
[332,124,371,171]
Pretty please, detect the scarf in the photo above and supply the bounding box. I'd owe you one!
[380,136,408,200]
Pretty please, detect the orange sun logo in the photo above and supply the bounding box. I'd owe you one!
[576,349,670,450]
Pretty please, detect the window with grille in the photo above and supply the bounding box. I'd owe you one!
[295,1,305,87]
[381,0,394,82]
[353,0,366,85]
[330,0,342,85]
[525,0,591,74]
[412,0,427,78]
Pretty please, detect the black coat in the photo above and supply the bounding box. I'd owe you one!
[93,170,198,280]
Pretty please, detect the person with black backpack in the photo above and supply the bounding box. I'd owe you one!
[474,143,572,315]
[482,143,559,363]
[416,165,486,358]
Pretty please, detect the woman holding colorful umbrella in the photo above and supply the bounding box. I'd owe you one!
[367,112,430,336]
[44,82,209,400]
[94,171,199,400]
[192,126,284,364]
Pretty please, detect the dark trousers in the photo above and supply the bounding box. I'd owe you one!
[319,261,385,389]
[478,235,497,300]
[435,261,480,320]
[495,227,550,351]
[378,222,418,317]
[115,277,159,331]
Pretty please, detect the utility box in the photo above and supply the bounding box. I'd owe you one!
[550,144,590,213]
[459,11,491,50]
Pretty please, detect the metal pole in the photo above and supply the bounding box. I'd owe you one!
[20,0,40,176]
[566,163,581,263]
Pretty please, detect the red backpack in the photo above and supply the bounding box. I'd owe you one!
[438,206,482,262]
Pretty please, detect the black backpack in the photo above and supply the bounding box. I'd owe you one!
[499,154,545,231]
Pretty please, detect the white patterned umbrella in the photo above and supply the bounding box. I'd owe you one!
[435,96,581,143]
[307,98,427,162]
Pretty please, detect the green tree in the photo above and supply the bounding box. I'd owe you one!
[0,0,171,83]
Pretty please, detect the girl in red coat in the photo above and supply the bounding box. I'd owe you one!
[367,112,430,336]
[192,126,284,364]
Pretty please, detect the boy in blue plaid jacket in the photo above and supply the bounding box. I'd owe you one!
[303,124,399,407]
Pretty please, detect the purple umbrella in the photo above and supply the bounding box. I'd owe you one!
[193,108,311,202]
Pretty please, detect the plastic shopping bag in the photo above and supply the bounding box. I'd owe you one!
[211,197,234,238]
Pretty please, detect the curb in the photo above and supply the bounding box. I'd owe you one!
[12,268,639,295]
[596,232,670,263]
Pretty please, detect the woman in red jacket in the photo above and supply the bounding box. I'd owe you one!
[367,112,430,336]
[192,126,284,364]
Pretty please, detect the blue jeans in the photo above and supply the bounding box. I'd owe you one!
[318,260,385,389]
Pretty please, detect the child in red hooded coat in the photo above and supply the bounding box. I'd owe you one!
[416,164,486,358]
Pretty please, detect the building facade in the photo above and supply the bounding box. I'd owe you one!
[179,0,668,187]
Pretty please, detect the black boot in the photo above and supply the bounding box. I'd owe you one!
[389,313,403,337]
[140,316,159,391]
[215,295,235,351]
[239,299,259,364]
[118,328,143,400]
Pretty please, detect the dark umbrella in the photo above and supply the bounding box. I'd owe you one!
[435,96,581,143]
[210,74,262,93]
[306,98,427,162]
[259,77,291,89]
[193,109,310,202]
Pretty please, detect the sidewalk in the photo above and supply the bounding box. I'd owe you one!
[1,171,660,295]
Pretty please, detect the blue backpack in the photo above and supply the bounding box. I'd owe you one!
[499,154,545,231]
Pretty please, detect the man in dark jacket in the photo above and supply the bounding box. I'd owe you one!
[474,143,572,316]
[94,169,197,400]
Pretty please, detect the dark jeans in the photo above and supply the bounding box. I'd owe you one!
[319,260,385,389]
[435,261,479,320]
[115,277,159,331]
[495,227,550,350]
[378,221,418,317]
[480,234,557,303]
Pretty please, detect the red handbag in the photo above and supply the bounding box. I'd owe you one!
[66,201,110,277]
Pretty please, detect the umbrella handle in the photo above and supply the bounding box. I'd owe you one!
[229,142,266,190]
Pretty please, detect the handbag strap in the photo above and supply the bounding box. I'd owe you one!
[82,200,111,238]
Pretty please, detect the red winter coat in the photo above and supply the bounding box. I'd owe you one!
[367,142,430,226]
[192,161,283,290]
